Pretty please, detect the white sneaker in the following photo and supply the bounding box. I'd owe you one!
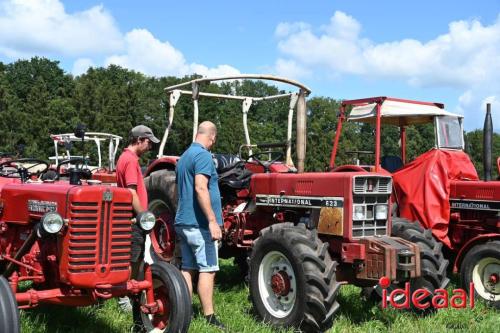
[118,296,133,312]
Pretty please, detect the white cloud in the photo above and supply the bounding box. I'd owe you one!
[104,29,239,77]
[275,22,310,38]
[275,11,500,130]
[104,29,186,76]
[0,0,239,78]
[72,58,95,76]
[0,0,123,57]
[274,58,311,79]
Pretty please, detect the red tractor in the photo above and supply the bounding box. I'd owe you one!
[48,130,122,184]
[144,76,448,332]
[330,96,499,307]
[0,154,192,332]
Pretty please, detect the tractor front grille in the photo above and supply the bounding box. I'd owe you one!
[352,195,390,237]
[353,176,392,194]
[68,201,133,275]
[352,176,392,238]
[68,201,98,273]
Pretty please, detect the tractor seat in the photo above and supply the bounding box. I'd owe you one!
[213,154,242,173]
[212,153,252,189]
[381,156,403,173]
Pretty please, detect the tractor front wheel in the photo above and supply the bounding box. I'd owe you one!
[0,276,19,333]
[137,262,192,333]
[249,223,340,332]
[460,240,500,308]
[145,170,178,263]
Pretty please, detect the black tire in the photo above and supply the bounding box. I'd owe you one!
[145,170,178,263]
[136,262,192,333]
[460,240,500,309]
[249,223,340,332]
[0,276,19,333]
[392,217,450,288]
[362,217,450,310]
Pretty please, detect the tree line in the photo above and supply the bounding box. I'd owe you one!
[0,57,498,177]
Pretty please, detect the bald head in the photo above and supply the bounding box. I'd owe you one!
[197,121,217,136]
[195,121,217,149]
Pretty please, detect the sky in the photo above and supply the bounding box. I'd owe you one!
[0,0,499,130]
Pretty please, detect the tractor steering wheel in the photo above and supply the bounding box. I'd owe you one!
[247,151,284,173]
[0,158,49,179]
[56,157,92,180]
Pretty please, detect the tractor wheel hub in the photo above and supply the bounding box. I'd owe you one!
[271,271,291,296]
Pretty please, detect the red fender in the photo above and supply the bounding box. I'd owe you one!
[144,156,179,177]
[453,233,500,272]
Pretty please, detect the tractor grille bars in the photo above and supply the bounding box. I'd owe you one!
[352,176,392,238]
[67,201,133,274]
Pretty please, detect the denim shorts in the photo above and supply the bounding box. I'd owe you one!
[175,226,219,272]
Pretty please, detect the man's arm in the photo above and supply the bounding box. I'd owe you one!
[127,185,144,214]
[195,174,222,241]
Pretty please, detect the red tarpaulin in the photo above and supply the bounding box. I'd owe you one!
[393,149,478,248]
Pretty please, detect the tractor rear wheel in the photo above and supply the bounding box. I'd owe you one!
[145,170,178,263]
[249,223,340,332]
[137,262,192,333]
[0,276,19,333]
[460,240,500,308]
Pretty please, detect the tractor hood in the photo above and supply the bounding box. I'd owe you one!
[0,182,132,224]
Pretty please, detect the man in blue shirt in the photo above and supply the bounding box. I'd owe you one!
[175,121,224,329]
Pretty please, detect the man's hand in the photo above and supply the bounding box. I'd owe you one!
[209,220,222,241]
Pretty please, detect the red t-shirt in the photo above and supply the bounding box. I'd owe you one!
[116,148,148,210]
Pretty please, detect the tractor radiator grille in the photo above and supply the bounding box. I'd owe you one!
[68,201,133,274]
[352,176,392,238]
[353,176,392,194]
[352,194,390,237]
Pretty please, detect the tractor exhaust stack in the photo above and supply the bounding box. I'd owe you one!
[483,103,492,181]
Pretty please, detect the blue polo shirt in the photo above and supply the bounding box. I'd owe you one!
[175,142,223,228]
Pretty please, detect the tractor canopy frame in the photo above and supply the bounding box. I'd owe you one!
[160,75,311,172]
[50,132,122,171]
[330,96,464,171]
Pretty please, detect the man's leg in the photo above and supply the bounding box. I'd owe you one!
[198,272,216,315]
[181,269,196,298]
[175,227,199,300]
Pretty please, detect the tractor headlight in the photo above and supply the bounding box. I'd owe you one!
[137,211,156,232]
[41,212,64,234]
[375,204,388,220]
[353,205,365,221]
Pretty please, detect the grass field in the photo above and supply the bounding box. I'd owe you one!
[20,259,499,333]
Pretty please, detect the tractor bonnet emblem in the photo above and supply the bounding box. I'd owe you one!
[103,189,113,202]
[28,200,57,213]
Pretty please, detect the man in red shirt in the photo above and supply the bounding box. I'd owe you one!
[116,125,159,319]
[116,124,159,264]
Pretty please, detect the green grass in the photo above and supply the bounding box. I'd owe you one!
[20,260,499,333]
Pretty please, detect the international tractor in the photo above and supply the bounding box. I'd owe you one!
[143,75,447,332]
[330,96,499,308]
[0,146,191,332]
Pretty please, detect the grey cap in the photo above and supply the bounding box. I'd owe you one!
[131,125,160,143]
